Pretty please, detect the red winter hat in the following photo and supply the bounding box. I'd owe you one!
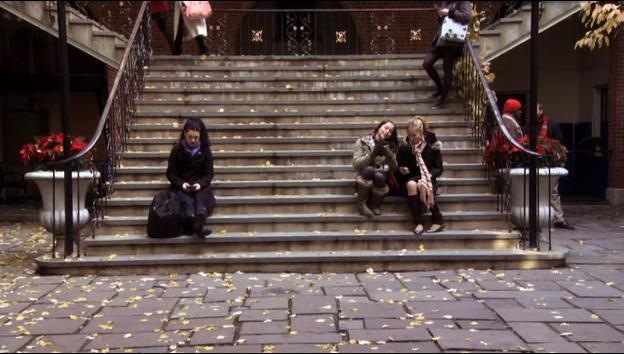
[503,98,522,114]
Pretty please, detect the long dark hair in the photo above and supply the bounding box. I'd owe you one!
[372,120,399,151]
[179,117,211,149]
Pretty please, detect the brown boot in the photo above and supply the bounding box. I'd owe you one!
[356,176,374,217]
[369,185,389,216]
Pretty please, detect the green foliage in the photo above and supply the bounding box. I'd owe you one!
[576,1,623,50]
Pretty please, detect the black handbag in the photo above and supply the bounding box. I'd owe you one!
[147,191,183,238]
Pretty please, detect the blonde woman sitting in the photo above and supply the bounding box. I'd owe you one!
[397,117,445,235]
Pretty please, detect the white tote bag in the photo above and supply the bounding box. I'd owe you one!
[440,16,468,43]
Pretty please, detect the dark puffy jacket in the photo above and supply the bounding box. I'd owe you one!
[396,132,444,193]
[431,1,473,48]
[166,142,214,190]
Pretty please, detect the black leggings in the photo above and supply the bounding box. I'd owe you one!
[422,46,462,101]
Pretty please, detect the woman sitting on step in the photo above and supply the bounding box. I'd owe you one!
[352,120,399,217]
[397,117,445,235]
[166,118,215,238]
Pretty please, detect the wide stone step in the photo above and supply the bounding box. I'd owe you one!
[142,87,436,101]
[125,135,477,151]
[135,97,462,113]
[105,194,499,216]
[121,148,482,166]
[114,176,492,198]
[97,211,508,235]
[144,75,435,90]
[146,65,432,79]
[84,230,519,256]
[130,121,472,137]
[36,248,567,275]
[132,112,465,125]
[150,54,427,67]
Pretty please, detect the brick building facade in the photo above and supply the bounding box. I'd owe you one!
[607,26,624,204]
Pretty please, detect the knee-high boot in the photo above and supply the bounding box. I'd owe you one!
[407,194,424,225]
[369,185,389,216]
[356,176,374,217]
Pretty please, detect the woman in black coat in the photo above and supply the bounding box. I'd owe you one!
[397,117,444,235]
[423,1,473,109]
[166,118,215,238]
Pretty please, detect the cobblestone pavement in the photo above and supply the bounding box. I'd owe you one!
[1,204,623,353]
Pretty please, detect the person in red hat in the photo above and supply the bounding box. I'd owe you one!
[501,98,524,140]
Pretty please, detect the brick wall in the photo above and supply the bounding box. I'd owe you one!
[608,25,624,189]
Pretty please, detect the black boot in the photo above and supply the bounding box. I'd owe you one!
[194,201,212,238]
[356,176,374,217]
[407,195,424,235]
[196,35,209,56]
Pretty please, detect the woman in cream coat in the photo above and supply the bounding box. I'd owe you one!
[172,1,210,55]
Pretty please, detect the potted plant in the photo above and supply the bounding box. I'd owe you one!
[485,133,568,228]
[20,132,99,235]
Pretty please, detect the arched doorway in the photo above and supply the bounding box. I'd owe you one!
[237,1,358,55]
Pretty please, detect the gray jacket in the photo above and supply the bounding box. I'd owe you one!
[352,135,398,177]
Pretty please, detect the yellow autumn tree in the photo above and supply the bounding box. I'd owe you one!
[576,1,624,50]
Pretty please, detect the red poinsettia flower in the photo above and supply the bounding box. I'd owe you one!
[19,132,93,170]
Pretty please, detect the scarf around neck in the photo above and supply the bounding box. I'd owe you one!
[411,138,435,209]
[181,138,201,157]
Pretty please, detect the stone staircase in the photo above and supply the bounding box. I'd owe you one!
[37,55,566,274]
[0,1,126,67]
[478,1,583,61]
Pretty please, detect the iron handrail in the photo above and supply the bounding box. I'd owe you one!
[464,40,542,158]
[45,1,148,170]
[218,8,436,13]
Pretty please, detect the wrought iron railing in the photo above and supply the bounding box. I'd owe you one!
[205,7,436,55]
[45,1,151,257]
[47,1,136,38]
[456,40,563,251]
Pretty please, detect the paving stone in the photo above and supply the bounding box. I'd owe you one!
[20,334,87,352]
[2,284,58,302]
[515,297,574,309]
[105,288,165,306]
[107,346,169,353]
[551,323,624,342]
[172,300,230,318]
[556,281,624,297]
[430,328,528,351]
[165,317,234,331]
[481,299,523,310]
[581,342,624,353]
[340,302,407,319]
[455,320,508,330]
[567,297,624,310]
[292,296,337,314]
[176,345,262,353]
[400,280,447,292]
[0,302,32,315]
[515,280,565,291]
[505,269,591,282]
[204,288,248,303]
[84,331,188,350]
[590,310,624,325]
[337,297,374,307]
[347,328,431,342]
[495,308,601,323]
[98,298,178,316]
[528,342,588,353]
[189,327,236,345]
[308,274,360,287]
[246,297,289,309]
[42,289,118,304]
[338,342,441,353]
[272,344,335,353]
[239,333,341,345]
[250,286,302,297]
[24,302,100,318]
[369,290,454,302]
[576,266,624,285]
[0,317,85,336]
[291,315,336,333]
[239,309,289,322]
[0,335,31,352]
[80,315,166,334]
[478,280,518,291]
[162,286,208,298]
[338,320,363,330]
[474,290,572,299]
[240,321,289,335]
[509,322,567,343]
[323,286,366,296]
[357,273,399,283]
[406,301,498,320]
[364,318,411,329]
[30,276,67,285]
